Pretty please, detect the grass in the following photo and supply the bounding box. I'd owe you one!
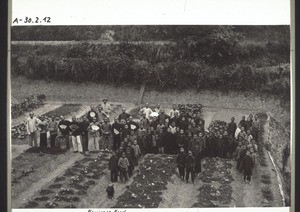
[42,103,81,117]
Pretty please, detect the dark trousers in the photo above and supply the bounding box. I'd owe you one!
[82,133,89,152]
[50,133,57,148]
[185,168,195,183]
[110,170,118,182]
[244,171,252,182]
[178,166,185,179]
[128,165,134,178]
[113,135,120,151]
[40,133,47,147]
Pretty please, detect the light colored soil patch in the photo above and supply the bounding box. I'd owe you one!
[11,145,28,160]
[159,174,203,208]
[12,152,84,208]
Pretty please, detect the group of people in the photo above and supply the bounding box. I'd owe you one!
[25,100,260,184]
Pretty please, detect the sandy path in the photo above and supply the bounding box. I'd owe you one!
[13,153,84,208]
[159,173,203,208]
[11,103,62,127]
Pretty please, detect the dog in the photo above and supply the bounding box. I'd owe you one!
[106,184,114,199]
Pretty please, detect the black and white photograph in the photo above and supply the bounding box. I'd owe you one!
[9,0,293,211]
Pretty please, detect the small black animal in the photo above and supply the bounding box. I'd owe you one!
[106,185,114,199]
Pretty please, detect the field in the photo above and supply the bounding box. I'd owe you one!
[10,89,290,208]
[10,25,290,208]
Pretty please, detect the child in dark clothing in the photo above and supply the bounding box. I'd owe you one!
[185,151,196,184]
[176,147,186,180]
[243,150,254,184]
[108,151,119,182]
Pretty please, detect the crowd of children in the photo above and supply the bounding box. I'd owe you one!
[24,100,260,184]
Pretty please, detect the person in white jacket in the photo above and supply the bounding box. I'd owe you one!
[26,112,39,147]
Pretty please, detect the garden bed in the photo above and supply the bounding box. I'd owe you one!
[22,151,110,208]
[113,154,176,208]
[193,158,234,207]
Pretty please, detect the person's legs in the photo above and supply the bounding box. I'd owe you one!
[28,133,34,146]
[119,169,124,182]
[124,169,128,181]
[76,135,83,152]
[50,134,57,148]
[113,170,118,182]
[191,169,195,183]
[72,136,78,152]
[40,133,47,147]
[185,169,190,182]
[95,136,100,150]
[110,170,114,182]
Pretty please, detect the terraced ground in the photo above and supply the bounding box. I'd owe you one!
[10,102,285,208]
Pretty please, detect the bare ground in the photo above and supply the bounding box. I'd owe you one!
[12,152,84,208]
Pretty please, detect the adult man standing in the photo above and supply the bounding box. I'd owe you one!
[58,116,71,149]
[170,104,180,119]
[154,103,162,114]
[69,116,83,153]
[139,103,153,119]
[101,117,112,150]
[118,108,130,124]
[99,98,112,118]
[38,116,48,148]
[227,117,237,138]
[112,118,123,151]
[234,124,242,140]
[26,112,39,147]
[80,116,90,154]
[48,116,58,148]
[158,109,170,124]
[252,115,260,141]
[185,151,196,184]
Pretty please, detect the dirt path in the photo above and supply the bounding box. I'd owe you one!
[77,158,145,208]
[11,102,62,127]
[159,173,203,208]
[13,152,84,208]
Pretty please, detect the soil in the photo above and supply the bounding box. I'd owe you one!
[10,93,288,208]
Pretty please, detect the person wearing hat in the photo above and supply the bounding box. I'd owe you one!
[26,112,39,147]
[99,98,112,119]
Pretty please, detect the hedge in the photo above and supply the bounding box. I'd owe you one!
[11,53,290,98]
